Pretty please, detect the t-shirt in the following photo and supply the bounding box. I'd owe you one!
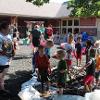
[64,43,74,60]
[31,29,41,39]
[57,60,67,83]
[75,43,82,54]
[86,58,96,76]
[58,60,66,71]
[89,47,96,59]
[45,48,50,58]
[36,55,50,70]
[0,33,12,65]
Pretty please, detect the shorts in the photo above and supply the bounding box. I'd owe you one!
[0,65,9,73]
[39,70,50,83]
[66,60,72,69]
[76,53,82,60]
[57,82,65,88]
[95,71,100,81]
[84,75,94,85]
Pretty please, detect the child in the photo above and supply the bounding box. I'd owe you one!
[80,51,96,92]
[45,39,54,59]
[64,34,75,71]
[35,46,51,95]
[95,40,100,87]
[75,37,82,67]
[81,42,98,92]
[57,50,67,94]
[85,40,93,64]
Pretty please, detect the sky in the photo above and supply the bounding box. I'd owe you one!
[50,0,67,3]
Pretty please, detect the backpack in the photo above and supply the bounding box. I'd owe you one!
[47,27,53,36]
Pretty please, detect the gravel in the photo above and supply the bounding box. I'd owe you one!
[1,44,86,100]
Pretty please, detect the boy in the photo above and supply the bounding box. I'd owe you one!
[35,46,51,96]
[75,37,82,67]
[57,50,67,94]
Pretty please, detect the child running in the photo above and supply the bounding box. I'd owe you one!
[57,50,67,94]
[35,46,51,96]
[75,37,82,67]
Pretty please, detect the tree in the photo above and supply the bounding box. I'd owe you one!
[26,0,49,6]
[67,0,100,17]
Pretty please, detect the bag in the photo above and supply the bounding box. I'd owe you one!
[47,28,53,36]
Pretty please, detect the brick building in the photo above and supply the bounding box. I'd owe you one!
[0,0,100,39]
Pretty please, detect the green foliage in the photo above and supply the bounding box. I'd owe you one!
[67,0,100,17]
[26,0,49,6]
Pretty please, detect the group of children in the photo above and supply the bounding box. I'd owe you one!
[32,33,100,96]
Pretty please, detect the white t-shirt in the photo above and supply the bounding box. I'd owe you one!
[0,33,12,65]
[63,43,75,60]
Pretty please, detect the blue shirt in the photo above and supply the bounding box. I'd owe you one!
[0,33,12,65]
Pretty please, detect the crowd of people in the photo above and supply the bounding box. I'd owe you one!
[0,21,100,98]
[30,24,100,96]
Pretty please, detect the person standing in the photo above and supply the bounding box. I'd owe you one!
[0,22,13,90]
[57,50,67,94]
[45,24,53,40]
[75,37,82,67]
[35,46,51,95]
[31,25,41,53]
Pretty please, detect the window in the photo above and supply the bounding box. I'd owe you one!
[62,28,66,34]
[74,28,79,33]
[68,28,72,33]
[62,20,67,26]
[74,19,79,26]
[68,20,72,26]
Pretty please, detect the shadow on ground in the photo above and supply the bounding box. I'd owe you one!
[0,70,32,100]
[13,56,32,60]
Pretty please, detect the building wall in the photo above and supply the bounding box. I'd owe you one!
[80,17,96,26]
[0,16,11,23]
[61,17,97,36]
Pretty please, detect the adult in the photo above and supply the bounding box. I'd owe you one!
[0,22,13,90]
[45,24,53,40]
[31,25,41,53]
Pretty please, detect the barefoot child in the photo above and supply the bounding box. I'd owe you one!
[57,50,67,94]
[35,46,51,95]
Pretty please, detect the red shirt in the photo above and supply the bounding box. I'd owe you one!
[36,55,50,70]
